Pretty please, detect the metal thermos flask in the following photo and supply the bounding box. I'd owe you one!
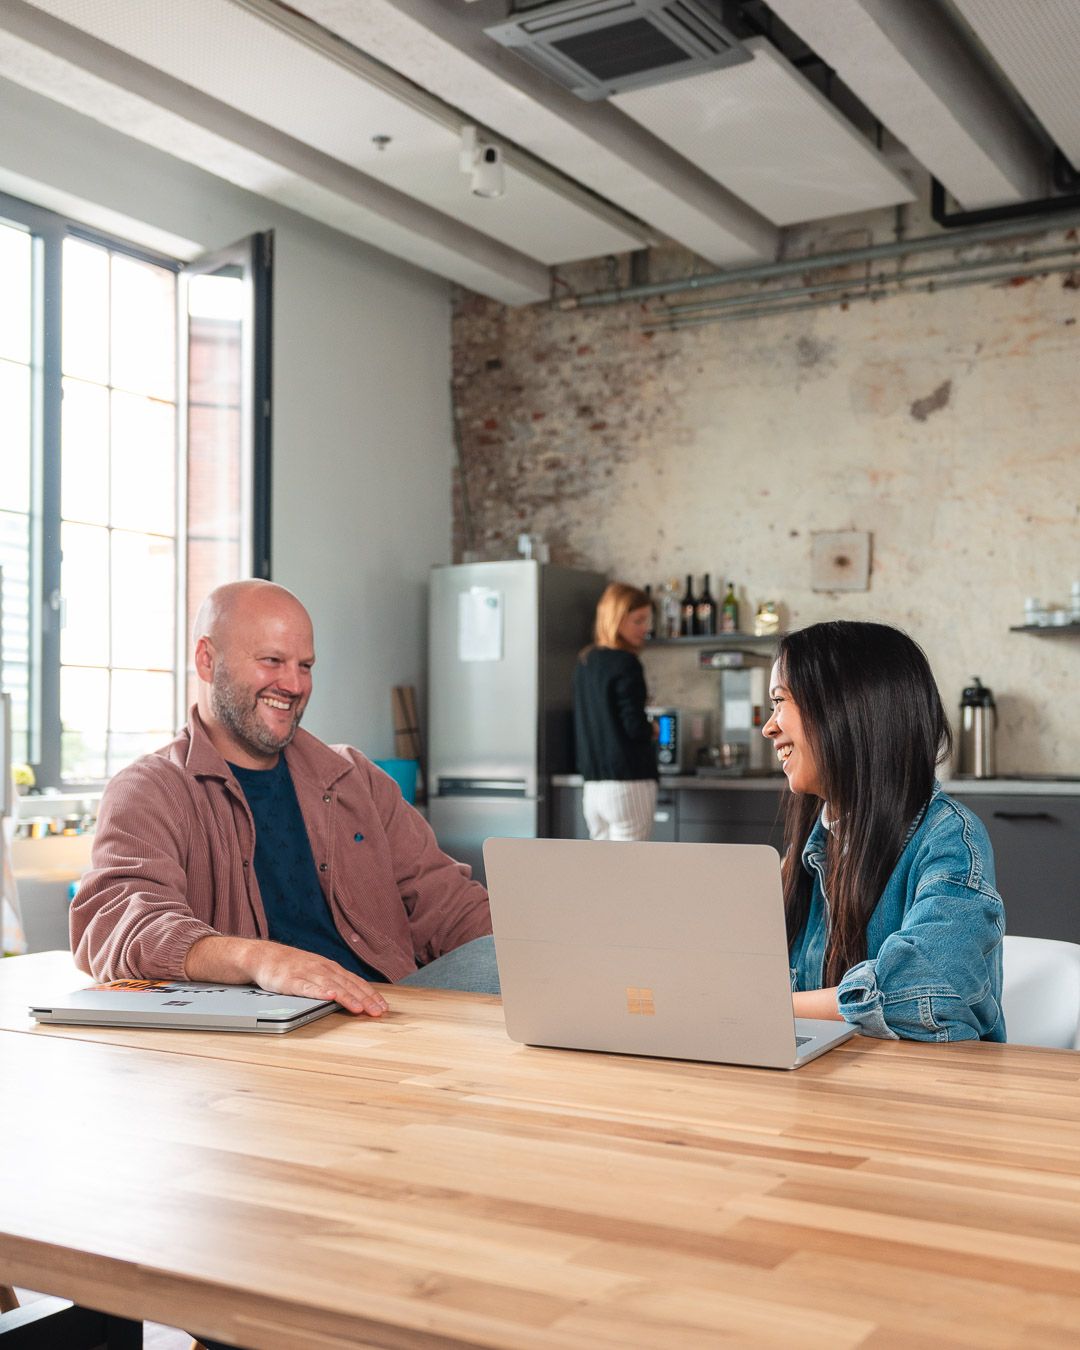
[958,677,996,778]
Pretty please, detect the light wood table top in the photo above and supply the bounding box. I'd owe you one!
[2,951,1080,1349]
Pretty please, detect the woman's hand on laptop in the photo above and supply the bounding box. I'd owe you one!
[184,935,389,1017]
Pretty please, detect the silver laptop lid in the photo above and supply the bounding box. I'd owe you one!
[484,838,806,1069]
[30,980,339,1033]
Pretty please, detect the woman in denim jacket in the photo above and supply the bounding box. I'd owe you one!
[762,621,1005,1041]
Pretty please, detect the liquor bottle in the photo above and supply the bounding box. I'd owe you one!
[721,580,738,633]
[642,584,655,638]
[661,577,682,638]
[695,574,717,636]
[680,573,696,637]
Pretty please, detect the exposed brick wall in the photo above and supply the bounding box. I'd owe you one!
[450,229,1080,774]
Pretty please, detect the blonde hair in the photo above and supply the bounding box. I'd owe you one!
[593,581,651,651]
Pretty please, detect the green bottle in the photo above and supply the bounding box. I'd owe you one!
[721,581,738,633]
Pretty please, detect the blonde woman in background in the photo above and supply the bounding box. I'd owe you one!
[572,582,658,841]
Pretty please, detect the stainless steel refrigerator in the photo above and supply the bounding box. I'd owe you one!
[427,560,605,883]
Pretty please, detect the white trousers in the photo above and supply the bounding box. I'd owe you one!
[582,779,658,842]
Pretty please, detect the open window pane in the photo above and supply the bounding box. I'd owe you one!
[61,377,110,526]
[62,237,109,385]
[186,269,244,592]
[111,530,175,671]
[181,233,271,715]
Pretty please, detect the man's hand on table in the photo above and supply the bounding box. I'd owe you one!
[184,935,389,1017]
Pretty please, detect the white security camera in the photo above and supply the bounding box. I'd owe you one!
[473,143,504,198]
[460,126,505,199]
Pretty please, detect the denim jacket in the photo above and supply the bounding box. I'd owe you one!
[790,784,1005,1041]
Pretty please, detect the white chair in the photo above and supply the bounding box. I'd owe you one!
[1002,935,1080,1050]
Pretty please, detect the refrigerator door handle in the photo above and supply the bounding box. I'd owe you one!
[436,777,528,798]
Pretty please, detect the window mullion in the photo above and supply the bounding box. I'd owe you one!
[35,217,64,789]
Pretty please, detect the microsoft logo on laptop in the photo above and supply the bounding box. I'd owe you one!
[626,987,655,1015]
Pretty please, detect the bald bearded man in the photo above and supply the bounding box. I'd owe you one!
[71,580,496,1012]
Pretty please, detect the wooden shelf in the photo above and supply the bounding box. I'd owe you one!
[1009,623,1080,636]
[646,632,784,647]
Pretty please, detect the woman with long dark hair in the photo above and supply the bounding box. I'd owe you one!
[573,582,658,841]
[761,620,1004,1040]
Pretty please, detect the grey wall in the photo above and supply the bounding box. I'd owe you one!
[0,77,453,757]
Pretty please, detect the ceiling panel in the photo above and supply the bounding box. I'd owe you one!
[293,0,777,266]
[769,0,1044,210]
[952,0,1080,172]
[612,37,915,226]
[19,0,645,263]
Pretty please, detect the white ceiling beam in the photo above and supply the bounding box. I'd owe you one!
[231,0,654,251]
[0,0,551,303]
[952,0,1080,173]
[768,0,1045,210]
[613,38,915,227]
[292,0,779,266]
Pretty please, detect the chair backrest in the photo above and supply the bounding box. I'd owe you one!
[1002,935,1080,1050]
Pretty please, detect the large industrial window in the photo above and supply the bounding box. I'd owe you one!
[0,193,271,790]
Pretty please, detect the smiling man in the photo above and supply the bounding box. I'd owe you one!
[71,580,496,1012]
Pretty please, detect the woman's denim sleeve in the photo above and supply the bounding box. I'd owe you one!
[836,875,1005,1041]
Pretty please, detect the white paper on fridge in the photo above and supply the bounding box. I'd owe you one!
[458,587,503,661]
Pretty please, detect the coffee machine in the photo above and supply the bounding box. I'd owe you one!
[699,649,774,775]
[645,706,711,775]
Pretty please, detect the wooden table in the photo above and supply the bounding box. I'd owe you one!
[2,952,1080,1348]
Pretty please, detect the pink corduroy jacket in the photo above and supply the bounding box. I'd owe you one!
[71,710,491,982]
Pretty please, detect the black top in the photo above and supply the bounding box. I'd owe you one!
[572,646,658,782]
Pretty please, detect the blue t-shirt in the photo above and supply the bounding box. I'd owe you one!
[229,757,387,983]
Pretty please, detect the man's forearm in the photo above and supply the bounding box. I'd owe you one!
[183,933,262,983]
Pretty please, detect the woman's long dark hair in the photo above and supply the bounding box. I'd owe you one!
[776,621,952,986]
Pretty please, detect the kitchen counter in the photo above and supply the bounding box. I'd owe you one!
[551,773,1080,795]
[549,776,1080,944]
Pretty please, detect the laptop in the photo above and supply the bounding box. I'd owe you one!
[482,837,855,1070]
[30,979,341,1034]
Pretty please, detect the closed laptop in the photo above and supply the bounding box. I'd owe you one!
[30,979,340,1034]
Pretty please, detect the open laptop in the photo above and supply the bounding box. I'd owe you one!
[483,837,854,1070]
[30,979,340,1034]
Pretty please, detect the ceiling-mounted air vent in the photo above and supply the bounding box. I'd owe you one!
[484,0,751,101]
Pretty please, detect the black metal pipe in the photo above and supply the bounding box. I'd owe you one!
[931,176,1080,229]
[1054,149,1080,194]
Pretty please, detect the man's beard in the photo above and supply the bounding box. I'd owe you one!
[210,661,303,759]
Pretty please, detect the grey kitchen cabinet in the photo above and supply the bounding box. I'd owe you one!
[548,784,677,842]
[952,794,1080,943]
[676,786,785,849]
[549,784,590,840]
